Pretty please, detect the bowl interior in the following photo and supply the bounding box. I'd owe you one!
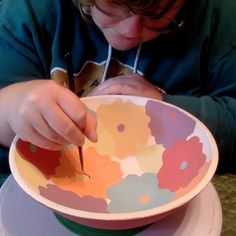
[9,95,218,224]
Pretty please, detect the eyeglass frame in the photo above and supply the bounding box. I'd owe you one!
[92,0,187,33]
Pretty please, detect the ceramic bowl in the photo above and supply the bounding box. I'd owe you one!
[9,95,218,232]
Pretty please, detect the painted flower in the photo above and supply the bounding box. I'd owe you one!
[107,173,175,213]
[96,98,151,158]
[16,139,61,179]
[157,137,206,191]
[145,100,196,148]
[136,144,165,173]
[84,118,115,158]
[174,162,211,199]
[52,146,123,199]
[39,184,108,213]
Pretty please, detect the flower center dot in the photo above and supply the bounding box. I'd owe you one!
[117,123,125,132]
[30,144,38,153]
[139,194,150,204]
[180,161,188,170]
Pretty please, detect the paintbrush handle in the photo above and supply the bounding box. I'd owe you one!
[78,146,84,172]
[65,52,75,92]
[65,53,84,173]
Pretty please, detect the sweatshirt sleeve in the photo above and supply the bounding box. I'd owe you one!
[164,48,236,174]
[163,0,236,174]
[0,0,64,87]
[0,0,61,172]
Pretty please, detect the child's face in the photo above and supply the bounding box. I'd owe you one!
[90,0,185,51]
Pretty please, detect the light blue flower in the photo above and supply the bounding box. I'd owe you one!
[107,173,175,213]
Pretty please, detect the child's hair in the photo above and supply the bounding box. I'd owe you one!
[72,0,177,22]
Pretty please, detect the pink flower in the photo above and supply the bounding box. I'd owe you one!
[157,137,206,191]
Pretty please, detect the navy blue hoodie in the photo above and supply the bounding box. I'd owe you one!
[0,0,236,173]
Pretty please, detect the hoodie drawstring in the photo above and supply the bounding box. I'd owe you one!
[133,44,142,73]
[101,44,112,83]
[101,44,142,83]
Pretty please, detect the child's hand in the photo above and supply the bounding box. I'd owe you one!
[0,80,97,150]
[88,73,164,100]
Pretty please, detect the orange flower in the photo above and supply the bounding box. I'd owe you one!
[52,146,123,199]
[96,98,151,158]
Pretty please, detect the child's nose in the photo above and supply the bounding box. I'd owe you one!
[118,15,144,38]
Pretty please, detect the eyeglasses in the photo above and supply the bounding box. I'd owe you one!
[93,0,186,33]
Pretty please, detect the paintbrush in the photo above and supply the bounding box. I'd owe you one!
[65,52,85,174]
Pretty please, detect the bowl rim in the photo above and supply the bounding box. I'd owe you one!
[9,95,219,221]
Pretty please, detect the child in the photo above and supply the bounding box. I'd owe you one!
[0,0,235,173]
